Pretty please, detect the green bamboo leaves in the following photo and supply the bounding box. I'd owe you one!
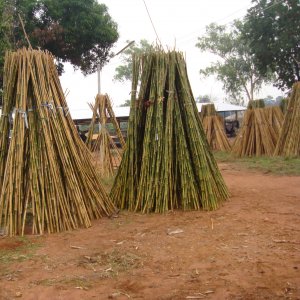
[0,49,116,236]
[110,50,229,213]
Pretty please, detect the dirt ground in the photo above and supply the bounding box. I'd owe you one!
[0,163,299,300]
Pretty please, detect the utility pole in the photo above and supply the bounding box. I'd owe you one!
[96,40,135,95]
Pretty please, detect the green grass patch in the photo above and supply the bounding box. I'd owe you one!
[214,151,300,176]
[35,276,92,289]
[0,236,41,265]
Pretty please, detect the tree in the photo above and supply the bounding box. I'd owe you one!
[263,95,275,106]
[196,95,212,103]
[119,99,131,107]
[196,21,273,105]
[0,0,14,101]
[0,0,119,80]
[114,39,152,82]
[243,0,300,90]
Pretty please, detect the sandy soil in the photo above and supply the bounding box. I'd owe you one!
[0,164,299,300]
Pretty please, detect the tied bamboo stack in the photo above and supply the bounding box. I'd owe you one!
[110,50,229,213]
[232,99,277,157]
[86,94,124,177]
[265,106,284,137]
[280,98,289,114]
[201,103,231,151]
[274,82,300,157]
[200,103,216,120]
[0,48,116,236]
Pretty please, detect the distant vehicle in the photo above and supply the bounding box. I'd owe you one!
[225,120,239,137]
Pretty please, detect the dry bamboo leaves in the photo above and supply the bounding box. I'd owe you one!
[0,49,116,236]
[201,104,231,152]
[274,82,300,157]
[86,94,123,177]
[110,50,229,213]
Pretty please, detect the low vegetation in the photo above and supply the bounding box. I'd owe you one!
[214,151,300,176]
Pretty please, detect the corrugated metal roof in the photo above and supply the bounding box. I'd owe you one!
[70,102,246,121]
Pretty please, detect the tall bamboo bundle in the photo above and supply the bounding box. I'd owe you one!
[201,104,231,151]
[0,49,116,236]
[110,50,229,213]
[274,82,300,157]
[232,100,278,157]
[86,94,123,177]
[280,98,289,114]
[247,99,265,109]
[265,106,284,136]
[200,103,216,120]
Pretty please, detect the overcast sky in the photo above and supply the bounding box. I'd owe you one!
[60,0,284,111]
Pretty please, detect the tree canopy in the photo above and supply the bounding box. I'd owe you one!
[119,99,131,107]
[0,0,119,81]
[113,39,152,82]
[0,0,13,96]
[243,0,300,90]
[196,21,273,105]
[196,95,212,103]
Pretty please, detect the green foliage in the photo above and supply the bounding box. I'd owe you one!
[243,0,300,90]
[196,95,211,103]
[0,237,41,265]
[0,0,14,100]
[119,99,131,107]
[196,21,273,105]
[0,0,119,82]
[113,39,152,82]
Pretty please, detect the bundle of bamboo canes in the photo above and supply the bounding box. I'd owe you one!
[280,98,289,114]
[86,94,124,177]
[200,103,216,120]
[247,99,265,109]
[274,82,300,157]
[110,50,229,213]
[0,49,116,236]
[201,104,231,151]
[265,106,284,136]
[232,100,278,157]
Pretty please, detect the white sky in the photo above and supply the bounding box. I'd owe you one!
[60,0,285,111]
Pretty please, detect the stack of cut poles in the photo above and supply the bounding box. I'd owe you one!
[280,98,289,114]
[200,103,231,151]
[86,94,125,177]
[200,103,216,120]
[232,99,278,157]
[0,49,116,236]
[110,50,229,213]
[274,82,300,156]
[265,106,284,137]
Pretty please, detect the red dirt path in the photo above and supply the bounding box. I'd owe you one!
[0,164,299,300]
